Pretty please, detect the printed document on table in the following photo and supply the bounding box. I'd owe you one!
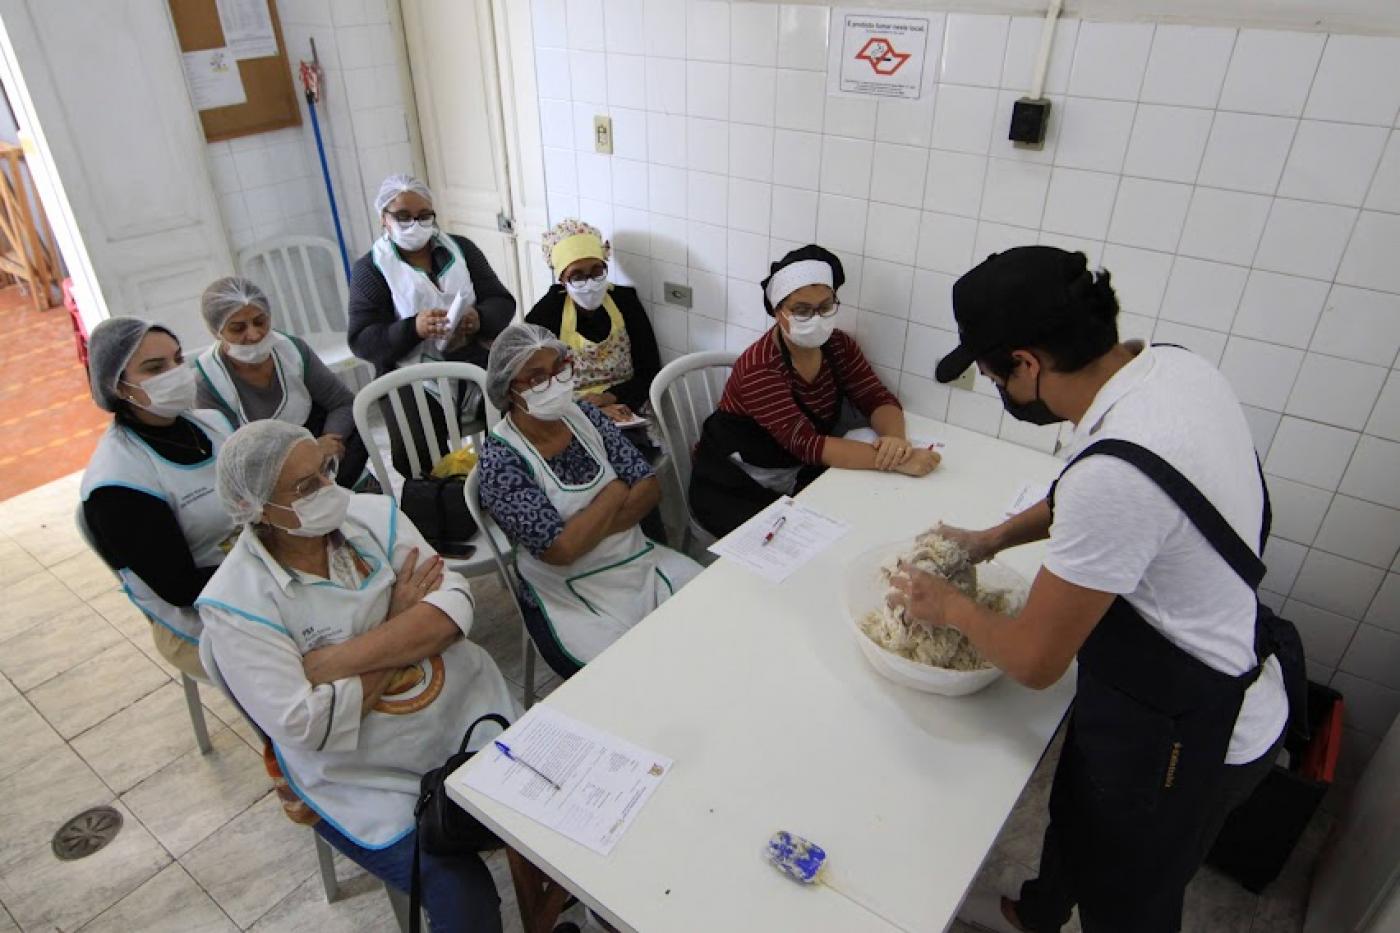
[843,426,946,452]
[1003,481,1050,519]
[458,707,672,856]
[708,496,850,583]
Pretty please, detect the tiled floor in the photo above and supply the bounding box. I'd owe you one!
[0,286,108,501]
[0,471,1330,932]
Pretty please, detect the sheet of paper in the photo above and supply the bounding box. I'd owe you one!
[843,426,946,452]
[460,707,672,856]
[1003,481,1049,519]
[182,48,247,111]
[708,496,851,583]
[215,0,278,59]
[434,291,467,352]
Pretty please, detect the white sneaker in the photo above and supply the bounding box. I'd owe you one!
[958,890,1027,933]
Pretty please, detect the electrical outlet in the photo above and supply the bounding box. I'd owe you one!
[593,115,613,154]
[951,365,976,391]
[664,282,692,308]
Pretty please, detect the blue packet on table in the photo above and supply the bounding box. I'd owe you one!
[766,830,827,884]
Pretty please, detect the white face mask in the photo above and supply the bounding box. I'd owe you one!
[520,375,575,420]
[564,275,608,311]
[389,219,434,252]
[784,312,837,349]
[124,365,197,417]
[223,332,274,364]
[268,483,351,537]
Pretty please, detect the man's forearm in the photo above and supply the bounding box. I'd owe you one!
[991,499,1053,553]
[944,594,1054,688]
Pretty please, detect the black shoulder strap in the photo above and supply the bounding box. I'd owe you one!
[1058,439,1268,591]
[775,329,845,434]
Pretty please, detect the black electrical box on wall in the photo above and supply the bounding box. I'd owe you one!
[1009,97,1052,148]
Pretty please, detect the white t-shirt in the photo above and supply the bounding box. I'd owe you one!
[1047,344,1287,765]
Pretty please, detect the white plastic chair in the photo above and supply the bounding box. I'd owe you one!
[237,235,369,387]
[464,469,546,709]
[648,350,738,551]
[75,506,212,754]
[198,637,412,928]
[351,361,510,583]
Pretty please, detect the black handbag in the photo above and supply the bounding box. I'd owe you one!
[409,713,510,931]
[399,476,479,559]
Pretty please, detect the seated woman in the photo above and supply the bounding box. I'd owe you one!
[690,245,940,538]
[348,173,516,478]
[525,219,661,428]
[81,317,239,679]
[478,324,701,669]
[194,276,369,488]
[197,420,516,933]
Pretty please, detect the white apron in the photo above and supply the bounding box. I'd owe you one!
[493,405,701,665]
[194,332,313,427]
[370,232,475,370]
[80,410,238,643]
[198,495,516,848]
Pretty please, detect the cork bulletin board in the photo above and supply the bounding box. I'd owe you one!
[167,0,301,142]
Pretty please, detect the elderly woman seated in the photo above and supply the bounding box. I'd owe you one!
[194,276,369,488]
[81,317,239,679]
[478,324,701,669]
[196,420,517,933]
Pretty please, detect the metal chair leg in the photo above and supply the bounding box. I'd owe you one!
[385,882,412,932]
[314,832,339,902]
[182,674,213,754]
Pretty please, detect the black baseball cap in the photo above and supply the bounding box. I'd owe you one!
[935,246,1092,383]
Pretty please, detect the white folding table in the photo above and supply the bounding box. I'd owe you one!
[448,415,1077,932]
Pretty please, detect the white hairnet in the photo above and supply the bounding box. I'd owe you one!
[201,276,271,336]
[216,420,316,525]
[485,323,568,411]
[375,173,433,214]
[87,316,164,412]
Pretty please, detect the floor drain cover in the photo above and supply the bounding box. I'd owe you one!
[51,806,123,861]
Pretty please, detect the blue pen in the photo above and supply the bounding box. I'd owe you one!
[494,740,563,791]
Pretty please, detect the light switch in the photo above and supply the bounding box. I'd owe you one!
[593,115,613,154]
[664,282,692,307]
[951,365,976,391]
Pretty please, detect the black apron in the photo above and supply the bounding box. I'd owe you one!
[689,333,863,537]
[1037,439,1306,932]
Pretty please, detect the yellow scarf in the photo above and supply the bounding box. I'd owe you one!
[560,291,626,397]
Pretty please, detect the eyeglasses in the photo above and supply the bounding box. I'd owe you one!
[289,457,339,499]
[516,358,575,392]
[564,266,608,287]
[385,210,436,224]
[785,299,841,321]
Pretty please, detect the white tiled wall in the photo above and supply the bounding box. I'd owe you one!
[530,3,1400,769]
[201,0,418,262]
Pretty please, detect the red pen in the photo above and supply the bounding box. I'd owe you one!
[761,514,787,546]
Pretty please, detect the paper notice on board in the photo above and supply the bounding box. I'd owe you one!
[827,8,933,100]
[182,48,247,111]
[216,0,278,60]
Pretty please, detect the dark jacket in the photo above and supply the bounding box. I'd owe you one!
[347,234,515,375]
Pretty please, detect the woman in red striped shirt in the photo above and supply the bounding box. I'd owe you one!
[690,245,940,537]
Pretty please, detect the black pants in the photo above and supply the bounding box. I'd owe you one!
[1018,726,1285,933]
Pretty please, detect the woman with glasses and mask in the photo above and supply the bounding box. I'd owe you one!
[80,317,240,679]
[197,420,516,933]
[347,173,516,478]
[525,219,661,428]
[194,276,369,488]
[689,244,940,537]
[477,324,700,667]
